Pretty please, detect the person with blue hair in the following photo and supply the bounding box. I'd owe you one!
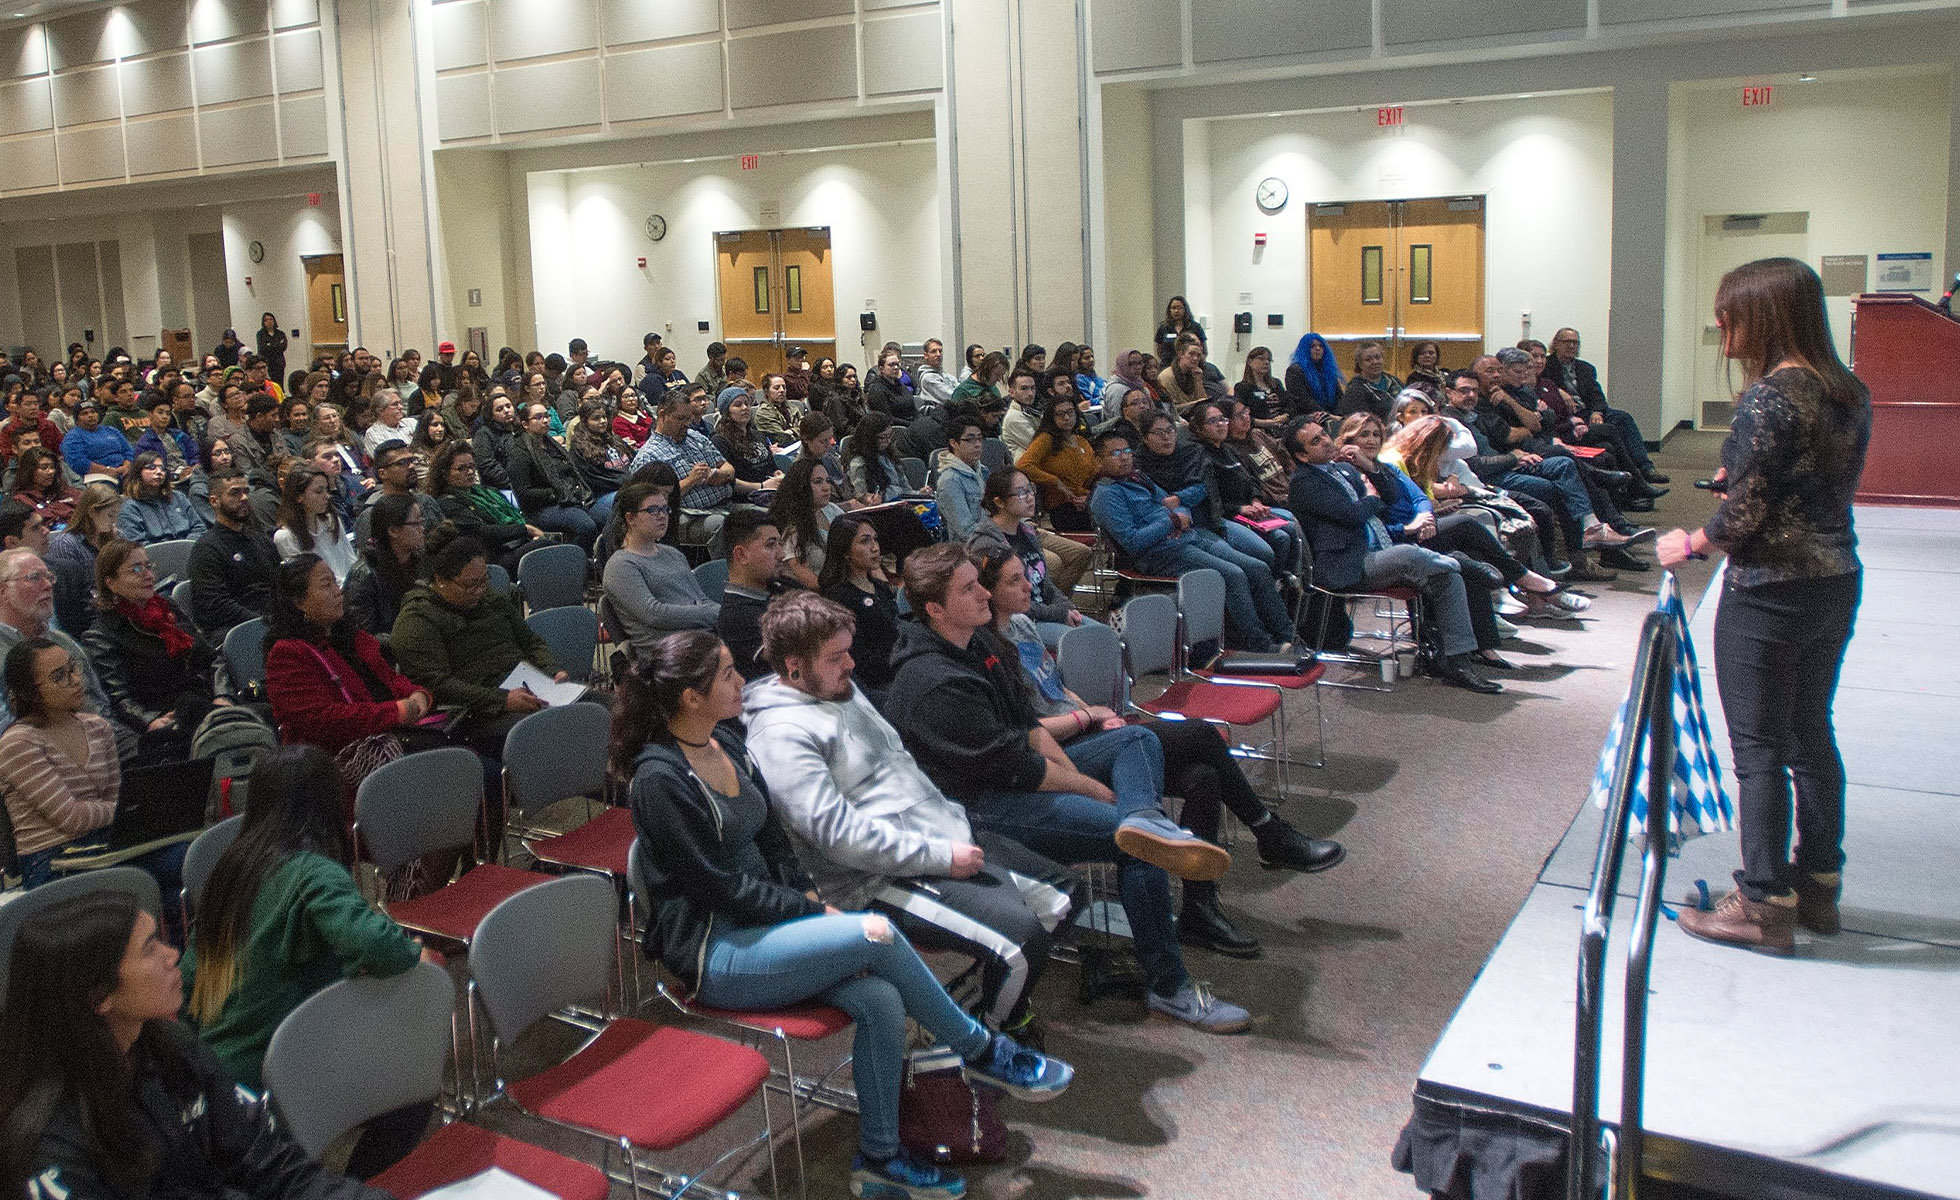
[1285,333,1344,416]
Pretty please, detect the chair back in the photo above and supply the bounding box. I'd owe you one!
[627,838,652,927]
[692,556,730,598]
[353,746,484,874]
[980,437,1010,475]
[470,874,617,1040]
[525,606,599,684]
[517,542,588,612]
[1177,569,1226,665]
[1057,621,1126,711]
[146,538,196,583]
[0,867,161,1010]
[222,618,268,691]
[900,457,927,490]
[170,578,194,613]
[264,961,455,1157]
[487,562,512,595]
[182,814,244,915]
[503,703,610,819]
[1121,592,1178,679]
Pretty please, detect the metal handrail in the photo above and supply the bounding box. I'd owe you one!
[1569,610,1679,1200]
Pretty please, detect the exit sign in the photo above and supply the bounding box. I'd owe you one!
[306,192,321,206]
[1741,85,1773,108]
[1376,106,1404,127]
[740,154,759,171]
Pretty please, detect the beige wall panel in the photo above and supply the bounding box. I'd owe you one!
[1383,0,1585,44]
[57,124,127,183]
[199,101,278,165]
[488,0,598,63]
[125,111,197,175]
[0,77,52,134]
[726,0,853,29]
[603,41,725,122]
[728,25,857,108]
[45,10,112,71]
[600,0,720,46]
[1601,0,1819,20]
[6,134,58,190]
[51,65,121,127]
[492,58,603,134]
[437,72,492,140]
[194,40,275,105]
[863,11,942,95]
[125,0,190,55]
[1192,0,1369,60]
[1090,0,1180,73]
[190,0,265,45]
[272,0,319,30]
[274,28,324,92]
[280,93,327,156]
[431,1,487,71]
[120,54,195,116]
[865,0,930,9]
[14,246,57,351]
[0,25,49,77]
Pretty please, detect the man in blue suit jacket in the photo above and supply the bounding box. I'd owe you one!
[1285,419,1499,694]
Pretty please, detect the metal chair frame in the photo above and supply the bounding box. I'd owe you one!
[1176,569,1327,773]
[1297,557,1420,693]
[1120,592,1292,796]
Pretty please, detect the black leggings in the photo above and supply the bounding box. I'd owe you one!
[1423,513,1528,583]
[1714,571,1860,900]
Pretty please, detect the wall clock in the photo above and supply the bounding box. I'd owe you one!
[645,214,667,242]
[248,240,265,263]
[1255,177,1289,214]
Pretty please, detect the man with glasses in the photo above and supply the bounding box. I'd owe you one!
[935,414,989,540]
[632,392,737,549]
[186,469,280,638]
[0,501,48,557]
[0,547,122,748]
[600,478,720,660]
[1547,328,1667,485]
[1090,429,1296,653]
[355,440,444,546]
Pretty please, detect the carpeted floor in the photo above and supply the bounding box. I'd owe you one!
[456,432,1732,1200]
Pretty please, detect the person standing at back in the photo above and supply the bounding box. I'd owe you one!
[1659,257,1871,956]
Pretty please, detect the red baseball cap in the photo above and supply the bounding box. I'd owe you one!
[437,340,456,354]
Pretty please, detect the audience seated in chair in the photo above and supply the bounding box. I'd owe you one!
[717,507,795,682]
[187,470,279,640]
[818,514,901,691]
[601,478,719,661]
[82,540,224,757]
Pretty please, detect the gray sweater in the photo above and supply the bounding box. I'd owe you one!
[601,544,719,657]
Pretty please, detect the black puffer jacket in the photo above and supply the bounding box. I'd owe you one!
[628,727,822,990]
[507,434,593,515]
[18,1021,382,1200]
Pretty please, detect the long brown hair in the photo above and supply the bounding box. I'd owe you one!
[1714,257,1862,405]
[1384,415,1451,489]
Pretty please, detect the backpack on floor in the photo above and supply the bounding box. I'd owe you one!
[190,706,279,822]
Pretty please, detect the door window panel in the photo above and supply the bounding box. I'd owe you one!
[1409,244,1432,304]
[1362,246,1383,305]
[752,266,770,314]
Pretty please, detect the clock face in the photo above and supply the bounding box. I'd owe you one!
[248,240,265,263]
[645,214,667,242]
[1255,177,1288,213]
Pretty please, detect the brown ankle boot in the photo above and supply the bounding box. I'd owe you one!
[1791,871,1842,936]
[1677,887,1797,956]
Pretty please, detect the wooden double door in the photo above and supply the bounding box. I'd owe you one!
[715,227,836,378]
[1308,197,1485,378]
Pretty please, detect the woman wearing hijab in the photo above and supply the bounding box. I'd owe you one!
[1100,349,1161,424]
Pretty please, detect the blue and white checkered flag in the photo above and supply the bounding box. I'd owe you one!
[1588,573,1733,840]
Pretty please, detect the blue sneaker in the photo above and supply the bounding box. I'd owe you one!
[851,1152,966,1198]
[962,1033,1074,1102]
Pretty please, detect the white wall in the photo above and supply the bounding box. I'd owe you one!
[1192,91,1616,384]
[1100,83,1155,357]
[433,148,517,354]
[222,194,341,367]
[524,141,944,370]
[1661,68,1952,429]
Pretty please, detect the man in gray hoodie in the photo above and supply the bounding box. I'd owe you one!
[743,591,1075,1033]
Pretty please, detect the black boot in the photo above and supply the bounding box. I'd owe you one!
[1254,817,1346,873]
[1178,884,1262,958]
[1436,653,1502,694]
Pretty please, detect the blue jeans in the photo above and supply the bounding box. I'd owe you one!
[693,914,990,1161]
[588,491,617,527]
[535,504,598,550]
[18,840,190,944]
[1595,408,1655,472]
[1225,511,1303,578]
[1499,454,1593,529]
[1137,530,1293,650]
[964,725,1187,997]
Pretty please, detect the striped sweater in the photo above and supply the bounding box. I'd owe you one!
[0,713,119,855]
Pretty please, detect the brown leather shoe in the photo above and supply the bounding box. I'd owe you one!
[1677,887,1797,956]
[1792,871,1842,936]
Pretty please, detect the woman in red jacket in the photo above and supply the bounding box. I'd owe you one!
[262,554,437,768]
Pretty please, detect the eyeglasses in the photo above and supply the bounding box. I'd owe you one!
[123,560,155,576]
[634,504,671,517]
[43,663,77,684]
[1204,415,1229,425]
[1009,487,1036,498]
[0,570,54,586]
[955,434,984,444]
[1104,447,1135,457]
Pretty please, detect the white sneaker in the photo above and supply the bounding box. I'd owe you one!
[1495,592,1528,615]
[1493,615,1521,639]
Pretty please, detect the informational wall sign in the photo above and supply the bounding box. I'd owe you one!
[1741,85,1773,107]
[1819,255,1868,296]
[1377,106,1403,127]
[1875,252,1934,293]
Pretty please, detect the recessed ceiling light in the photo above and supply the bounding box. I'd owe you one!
[1796,74,1817,83]
[10,11,24,17]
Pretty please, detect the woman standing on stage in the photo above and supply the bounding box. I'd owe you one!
[1659,257,1870,956]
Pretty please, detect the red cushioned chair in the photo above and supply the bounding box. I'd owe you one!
[1120,592,1293,794]
[1176,568,1327,773]
[264,961,609,1200]
[469,874,776,1200]
[627,840,853,1200]
[1296,549,1421,692]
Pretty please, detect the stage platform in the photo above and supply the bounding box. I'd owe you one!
[1399,506,1960,1200]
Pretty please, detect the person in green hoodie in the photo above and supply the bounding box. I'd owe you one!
[181,745,433,1179]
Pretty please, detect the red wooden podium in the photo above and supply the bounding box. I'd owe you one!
[1850,293,1960,507]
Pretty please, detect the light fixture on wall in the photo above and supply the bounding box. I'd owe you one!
[1796,74,1817,83]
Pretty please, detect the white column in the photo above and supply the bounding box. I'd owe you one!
[1607,80,1670,439]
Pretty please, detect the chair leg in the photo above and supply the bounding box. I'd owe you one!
[780,1033,809,1200]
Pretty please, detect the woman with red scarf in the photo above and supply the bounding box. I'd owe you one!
[81,538,221,755]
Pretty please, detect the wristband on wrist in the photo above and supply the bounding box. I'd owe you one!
[1072,709,1088,732]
